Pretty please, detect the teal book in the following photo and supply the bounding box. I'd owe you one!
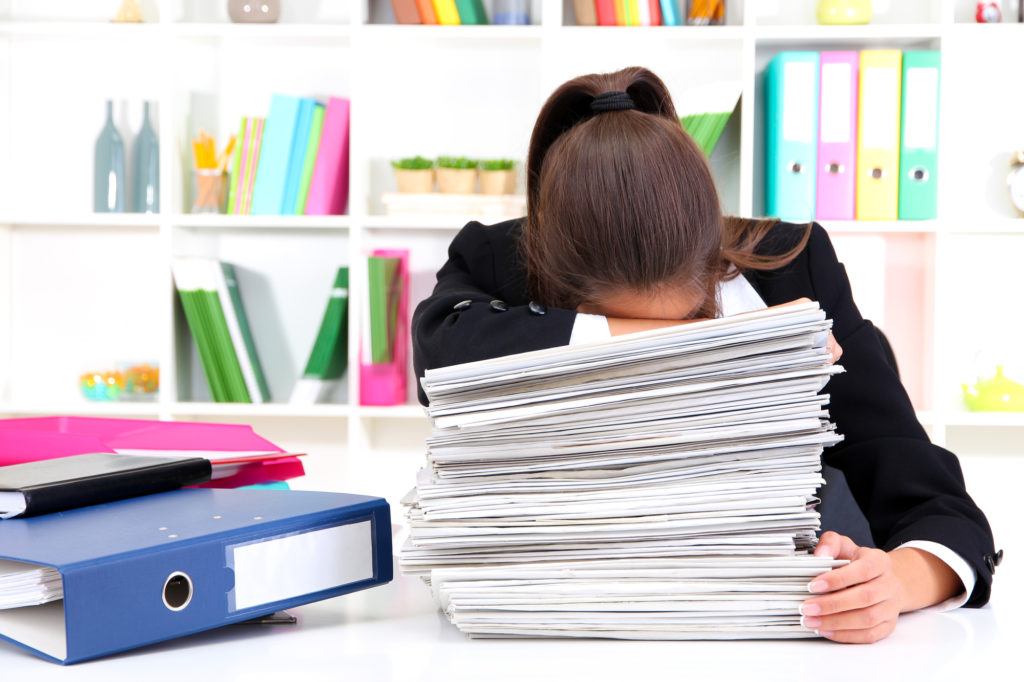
[251,94,302,215]
[281,98,317,216]
[454,0,488,23]
[290,267,350,404]
[898,50,941,220]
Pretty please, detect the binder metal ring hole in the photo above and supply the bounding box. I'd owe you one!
[911,167,929,182]
[163,572,193,612]
[787,161,804,174]
[870,167,886,180]
[827,163,844,175]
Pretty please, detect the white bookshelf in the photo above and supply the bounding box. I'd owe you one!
[1,0,1022,507]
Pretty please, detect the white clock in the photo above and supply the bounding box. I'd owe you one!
[1008,150,1024,214]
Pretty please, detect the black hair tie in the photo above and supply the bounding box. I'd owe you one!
[590,91,635,114]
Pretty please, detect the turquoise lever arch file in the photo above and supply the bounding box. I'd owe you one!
[765,51,820,221]
[0,488,391,664]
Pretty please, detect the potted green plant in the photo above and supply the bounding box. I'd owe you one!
[436,156,478,194]
[391,156,435,193]
[479,159,517,195]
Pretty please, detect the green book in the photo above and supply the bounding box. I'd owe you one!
[290,267,349,404]
[367,256,401,364]
[176,289,226,402]
[226,116,247,215]
[677,81,742,158]
[172,258,268,403]
[218,262,270,402]
[295,104,325,215]
[454,0,488,24]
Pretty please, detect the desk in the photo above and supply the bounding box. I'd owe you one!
[0,556,1016,682]
[2,452,1019,680]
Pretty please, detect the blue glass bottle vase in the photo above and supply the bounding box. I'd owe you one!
[132,101,160,213]
[94,100,126,212]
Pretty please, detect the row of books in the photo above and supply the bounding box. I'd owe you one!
[572,0,720,26]
[170,253,407,406]
[390,0,494,25]
[766,50,941,222]
[228,95,350,217]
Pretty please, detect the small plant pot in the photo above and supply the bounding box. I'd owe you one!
[437,168,478,194]
[479,169,517,195]
[394,168,435,193]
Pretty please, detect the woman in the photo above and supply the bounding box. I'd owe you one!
[412,67,997,643]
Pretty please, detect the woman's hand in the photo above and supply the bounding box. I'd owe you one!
[801,532,903,643]
[801,531,964,643]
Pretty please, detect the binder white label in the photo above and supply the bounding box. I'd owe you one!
[820,63,852,144]
[783,62,816,143]
[230,520,373,611]
[861,68,899,149]
[903,67,938,150]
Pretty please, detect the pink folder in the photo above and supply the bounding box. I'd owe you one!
[816,51,859,220]
[0,417,304,485]
[360,249,409,406]
[304,97,351,216]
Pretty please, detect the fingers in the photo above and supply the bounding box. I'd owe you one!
[825,332,843,364]
[801,576,900,644]
[813,531,859,561]
[810,546,889,592]
[818,619,897,644]
[801,546,902,645]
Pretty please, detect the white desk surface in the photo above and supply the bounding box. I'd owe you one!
[0,554,1017,682]
[2,454,1019,680]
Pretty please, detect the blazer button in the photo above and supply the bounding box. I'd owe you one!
[528,301,547,315]
[490,299,508,312]
[453,299,472,311]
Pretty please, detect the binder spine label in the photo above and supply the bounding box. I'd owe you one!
[227,519,373,611]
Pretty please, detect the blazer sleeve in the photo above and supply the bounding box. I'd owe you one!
[412,220,576,405]
[803,223,997,607]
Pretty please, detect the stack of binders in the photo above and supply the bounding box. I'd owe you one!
[400,302,846,639]
[765,50,941,221]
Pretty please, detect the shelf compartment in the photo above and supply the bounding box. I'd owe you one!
[7,226,165,406]
[171,228,350,406]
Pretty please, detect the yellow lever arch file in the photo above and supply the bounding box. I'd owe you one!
[856,50,903,220]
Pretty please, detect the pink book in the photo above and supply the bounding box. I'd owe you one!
[360,249,408,406]
[242,117,265,215]
[816,51,859,220]
[304,97,351,216]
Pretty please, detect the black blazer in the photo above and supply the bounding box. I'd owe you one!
[412,217,997,607]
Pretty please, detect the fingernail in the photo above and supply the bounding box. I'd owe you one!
[802,616,822,629]
[819,630,835,639]
[800,603,821,616]
[808,580,829,593]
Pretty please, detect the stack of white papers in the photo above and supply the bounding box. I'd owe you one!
[401,302,847,639]
[0,559,62,609]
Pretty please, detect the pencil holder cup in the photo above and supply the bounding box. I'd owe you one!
[192,169,229,213]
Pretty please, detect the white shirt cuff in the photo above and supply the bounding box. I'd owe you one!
[895,540,976,612]
[569,313,611,346]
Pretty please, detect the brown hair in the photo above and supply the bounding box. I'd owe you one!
[525,66,810,317]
